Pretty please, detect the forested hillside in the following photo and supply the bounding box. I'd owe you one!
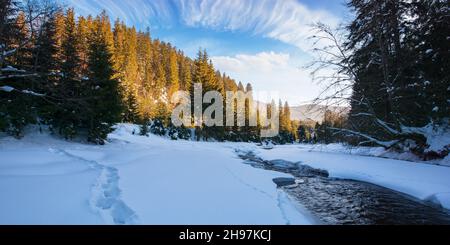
[1,0,448,159]
[0,0,300,144]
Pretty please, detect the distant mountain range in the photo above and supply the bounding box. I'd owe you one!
[254,102,348,123]
[290,105,349,122]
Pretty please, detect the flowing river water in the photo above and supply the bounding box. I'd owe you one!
[237,151,450,225]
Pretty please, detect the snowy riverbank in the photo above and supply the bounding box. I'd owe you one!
[254,144,450,210]
[1,124,449,224]
[0,125,314,224]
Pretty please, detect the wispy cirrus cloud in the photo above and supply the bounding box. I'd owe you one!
[175,0,340,52]
[64,0,175,28]
[64,0,340,52]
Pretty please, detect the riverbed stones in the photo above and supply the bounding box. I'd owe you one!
[238,150,450,225]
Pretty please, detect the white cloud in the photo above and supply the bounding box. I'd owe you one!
[212,52,322,105]
[175,0,340,52]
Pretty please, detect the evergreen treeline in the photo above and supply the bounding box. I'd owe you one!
[1,1,299,144]
[1,2,123,144]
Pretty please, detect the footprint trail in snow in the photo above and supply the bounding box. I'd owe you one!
[50,148,138,224]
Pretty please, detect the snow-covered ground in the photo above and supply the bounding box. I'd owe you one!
[0,124,449,224]
[0,125,316,225]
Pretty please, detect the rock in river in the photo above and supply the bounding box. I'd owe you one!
[268,159,298,170]
[272,177,296,187]
[296,164,329,178]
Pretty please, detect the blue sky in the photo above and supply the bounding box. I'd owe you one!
[61,0,349,105]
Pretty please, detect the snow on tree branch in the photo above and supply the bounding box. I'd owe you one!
[330,127,399,148]
[2,49,17,58]
[0,85,45,96]
[0,86,15,92]
[1,66,26,73]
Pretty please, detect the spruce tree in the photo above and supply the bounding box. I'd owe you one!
[136,31,154,118]
[1,10,34,137]
[51,8,83,139]
[85,13,122,144]
[168,49,180,99]
[61,8,80,80]
[34,11,60,126]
